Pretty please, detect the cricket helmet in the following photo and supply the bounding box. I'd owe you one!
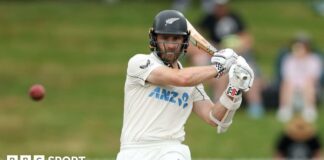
[149,10,190,65]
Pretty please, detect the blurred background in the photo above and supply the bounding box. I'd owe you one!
[0,0,323,159]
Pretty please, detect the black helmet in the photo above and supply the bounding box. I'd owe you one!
[149,10,190,65]
[153,10,188,35]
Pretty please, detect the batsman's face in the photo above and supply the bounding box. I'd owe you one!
[156,34,184,63]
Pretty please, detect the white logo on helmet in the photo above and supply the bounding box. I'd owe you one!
[165,17,180,26]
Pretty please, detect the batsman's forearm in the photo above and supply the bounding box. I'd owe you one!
[211,102,228,123]
[177,65,217,86]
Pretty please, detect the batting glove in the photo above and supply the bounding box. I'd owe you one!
[211,48,238,78]
[227,56,254,93]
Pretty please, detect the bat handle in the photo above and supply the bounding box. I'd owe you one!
[209,46,217,54]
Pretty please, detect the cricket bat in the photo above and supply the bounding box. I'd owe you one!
[186,19,237,133]
[186,19,218,55]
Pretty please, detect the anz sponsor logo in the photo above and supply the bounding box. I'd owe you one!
[148,87,189,109]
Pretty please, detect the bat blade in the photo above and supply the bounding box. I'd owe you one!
[186,19,217,55]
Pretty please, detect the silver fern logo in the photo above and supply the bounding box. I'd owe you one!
[165,17,179,26]
[140,59,151,69]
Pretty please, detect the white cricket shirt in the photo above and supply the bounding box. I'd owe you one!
[120,53,210,146]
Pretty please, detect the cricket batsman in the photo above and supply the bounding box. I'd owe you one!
[117,10,254,160]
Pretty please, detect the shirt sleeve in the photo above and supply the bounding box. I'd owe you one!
[276,134,290,155]
[281,56,293,81]
[127,54,162,86]
[309,55,322,80]
[192,84,210,102]
[309,135,321,151]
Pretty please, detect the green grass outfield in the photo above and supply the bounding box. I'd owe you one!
[0,1,323,159]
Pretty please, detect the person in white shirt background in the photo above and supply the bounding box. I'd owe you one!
[277,35,322,123]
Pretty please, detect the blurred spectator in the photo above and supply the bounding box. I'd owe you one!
[274,33,324,92]
[276,33,323,123]
[188,0,264,119]
[274,116,322,160]
[263,33,324,110]
[199,0,252,47]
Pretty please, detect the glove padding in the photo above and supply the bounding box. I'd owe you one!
[210,90,242,134]
[228,56,254,92]
[210,58,252,134]
[211,48,238,78]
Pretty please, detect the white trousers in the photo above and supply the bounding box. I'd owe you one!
[116,141,191,160]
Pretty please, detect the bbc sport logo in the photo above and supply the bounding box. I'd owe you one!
[6,155,86,160]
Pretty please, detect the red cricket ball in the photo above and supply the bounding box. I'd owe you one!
[29,84,45,101]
